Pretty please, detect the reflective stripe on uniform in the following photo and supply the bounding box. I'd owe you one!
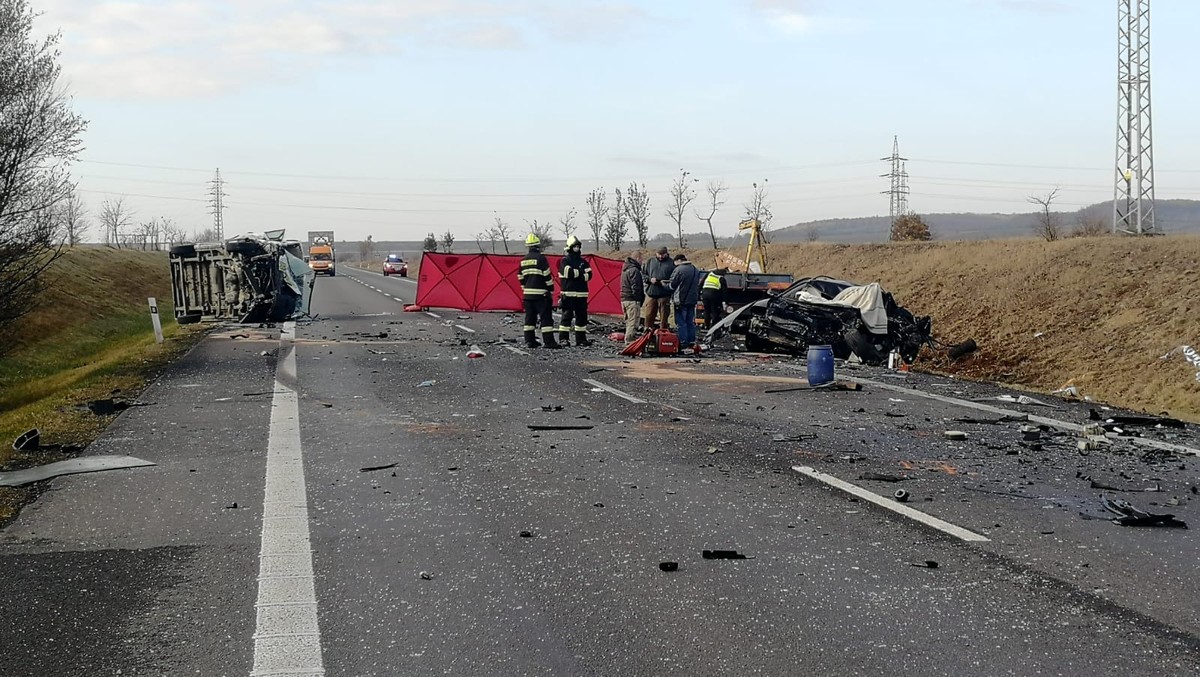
[524,289,548,296]
[561,291,589,298]
[523,325,536,331]
[541,326,557,334]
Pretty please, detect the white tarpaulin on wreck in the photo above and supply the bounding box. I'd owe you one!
[795,282,888,335]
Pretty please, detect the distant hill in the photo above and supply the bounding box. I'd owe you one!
[768,199,1200,243]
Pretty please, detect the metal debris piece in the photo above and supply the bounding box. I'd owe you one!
[417,380,436,387]
[943,431,968,441]
[911,560,939,569]
[658,561,679,572]
[527,424,595,431]
[0,456,156,487]
[359,462,399,473]
[1101,497,1187,528]
[1088,409,1186,429]
[893,489,910,503]
[540,405,565,412]
[519,530,534,538]
[702,549,751,560]
[1089,479,1161,493]
[858,472,908,483]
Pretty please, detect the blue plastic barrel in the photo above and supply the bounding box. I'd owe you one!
[806,345,835,386]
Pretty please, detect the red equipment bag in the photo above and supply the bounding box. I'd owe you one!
[653,329,679,355]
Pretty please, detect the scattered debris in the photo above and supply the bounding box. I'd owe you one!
[1088,479,1161,493]
[702,549,752,560]
[359,462,398,473]
[858,472,908,483]
[953,414,1028,425]
[417,380,436,388]
[1101,497,1187,528]
[85,398,150,416]
[1088,409,1185,429]
[772,433,816,442]
[367,348,397,355]
[892,489,910,503]
[225,502,239,509]
[467,345,486,358]
[947,339,978,361]
[12,429,40,452]
[419,571,433,580]
[706,446,720,454]
[0,455,156,487]
[658,561,679,572]
[541,405,565,412]
[1020,425,1042,441]
[911,560,939,569]
[519,530,534,538]
[527,424,595,431]
[984,395,1052,407]
[943,431,968,441]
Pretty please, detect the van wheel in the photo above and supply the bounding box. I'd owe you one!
[176,312,203,325]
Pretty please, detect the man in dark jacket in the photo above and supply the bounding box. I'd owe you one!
[620,253,644,345]
[668,254,702,349]
[517,233,561,349]
[557,235,592,346]
[642,246,675,330]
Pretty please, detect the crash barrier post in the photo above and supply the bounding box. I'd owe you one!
[148,297,164,344]
[806,344,834,385]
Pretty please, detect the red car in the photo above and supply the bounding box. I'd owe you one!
[383,254,408,277]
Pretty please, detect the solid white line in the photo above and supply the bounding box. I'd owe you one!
[251,322,325,676]
[851,377,1200,457]
[455,324,476,334]
[583,378,647,404]
[503,344,530,356]
[792,465,991,543]
[426,311,442,319]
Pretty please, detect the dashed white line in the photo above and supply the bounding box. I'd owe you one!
[792,465,991,543]
[426,311,442,319]
[583,379,647,404]
[251,322,325,676]
[455,324,476,334]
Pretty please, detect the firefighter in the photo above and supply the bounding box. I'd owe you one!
[701,267,727,330]
[518,233,561,349]
[557,235,593,346]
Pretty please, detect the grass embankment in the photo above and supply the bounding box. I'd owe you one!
[673,236,1200,422]
[0,247,205,518]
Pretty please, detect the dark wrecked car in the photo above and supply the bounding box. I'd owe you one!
[169,230,315,324]
[706,276,931,365]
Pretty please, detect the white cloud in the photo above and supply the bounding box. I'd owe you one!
[34,0,645,99]
[746,0,824,36]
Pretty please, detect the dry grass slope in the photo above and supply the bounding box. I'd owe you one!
[676,236,1200,422]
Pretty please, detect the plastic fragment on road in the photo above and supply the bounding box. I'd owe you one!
[1088,408,1185,429]
[417,380,436,387]
[658,561,679,572]
[12,429,40,452]
[359,462,398,473]
[526,424,595,431]
[702,549,752,560]
[466,345,486,358]
[0,455,156,487]
[943,431,968,440]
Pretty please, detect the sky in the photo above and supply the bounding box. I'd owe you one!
[31,0,1200,243]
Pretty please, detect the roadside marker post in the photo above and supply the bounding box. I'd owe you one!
[148,297,164,344]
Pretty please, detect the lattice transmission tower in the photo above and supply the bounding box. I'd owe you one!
[881,136,909,239]
[1114,0,1156,235]
[208,168,228,240]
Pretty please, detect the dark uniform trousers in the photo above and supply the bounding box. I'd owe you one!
[559,296,588,343]
[524,293,556,344]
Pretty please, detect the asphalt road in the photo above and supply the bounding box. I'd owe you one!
[1,266,1197,676]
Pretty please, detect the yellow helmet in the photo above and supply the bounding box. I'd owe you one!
[525,233,541,247]
[565,235,581,250]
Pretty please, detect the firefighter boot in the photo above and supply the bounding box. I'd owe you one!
[524,330,540,349]
[543,333,563,349]
[574,331,591,347]
[559,329,571,346]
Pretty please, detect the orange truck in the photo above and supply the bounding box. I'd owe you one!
[308,235,335,276]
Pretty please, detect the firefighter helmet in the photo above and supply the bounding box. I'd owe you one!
[525,233,541,247]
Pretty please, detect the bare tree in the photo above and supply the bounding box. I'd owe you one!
[743,180,774,243]
[162,219,188,246]
[1028,188,1062,242]
[57,190,88,246]
[135,216,167,250]
[193,227,220,242]
[603,188,627,251]
[694,179,727,249]
[99,196,133,248]
[474,230,491,253]
[585,188,606,252]
[805,225,820,242]
[492,214,511,253]
[1073,210,1108,238]
[525,219,554,250]
[624,183,651,248]
[0,0,89,346]
[440,230,455,253]
[664,170,696,249]
[558,207,578,245]
[359,235,377,259]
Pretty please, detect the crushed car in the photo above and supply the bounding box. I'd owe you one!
[169,230,315,324]
[706,276,932,365]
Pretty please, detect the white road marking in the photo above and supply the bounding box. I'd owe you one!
[792,465,991,543]
[426,311,442,319]
[455,324,476,334]
[251,322,325,676]
[503,344,530,356]
[583,379,648,404]
[851,377,1200,458]
[394,298,405,303]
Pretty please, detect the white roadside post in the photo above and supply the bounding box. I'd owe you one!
[148,297,164,344]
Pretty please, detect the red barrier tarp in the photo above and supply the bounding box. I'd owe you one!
[415,252,625,315]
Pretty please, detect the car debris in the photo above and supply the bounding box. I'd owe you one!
[526,424,595,431]
[1101,497,1187,528]
[1088,478,1162,493]
[943,431,969,441]
[892,489,910,503]
[658,561,679,572]
[702,549,752,560]
[359,462,399,473]
[1088,409,1185,429]
[706,276,933,365]
[859,472,909,483]
[0,455,156,487]
[910,560,939,569]
[85,398,151,416]
[169,230,315,324]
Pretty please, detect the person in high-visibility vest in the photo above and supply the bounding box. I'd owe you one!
[517,233,561,349]
[557,235,593,346]
[701,268,727,330]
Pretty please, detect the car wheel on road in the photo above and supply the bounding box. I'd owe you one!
[176,311,203,325]
[400,272,407,277]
